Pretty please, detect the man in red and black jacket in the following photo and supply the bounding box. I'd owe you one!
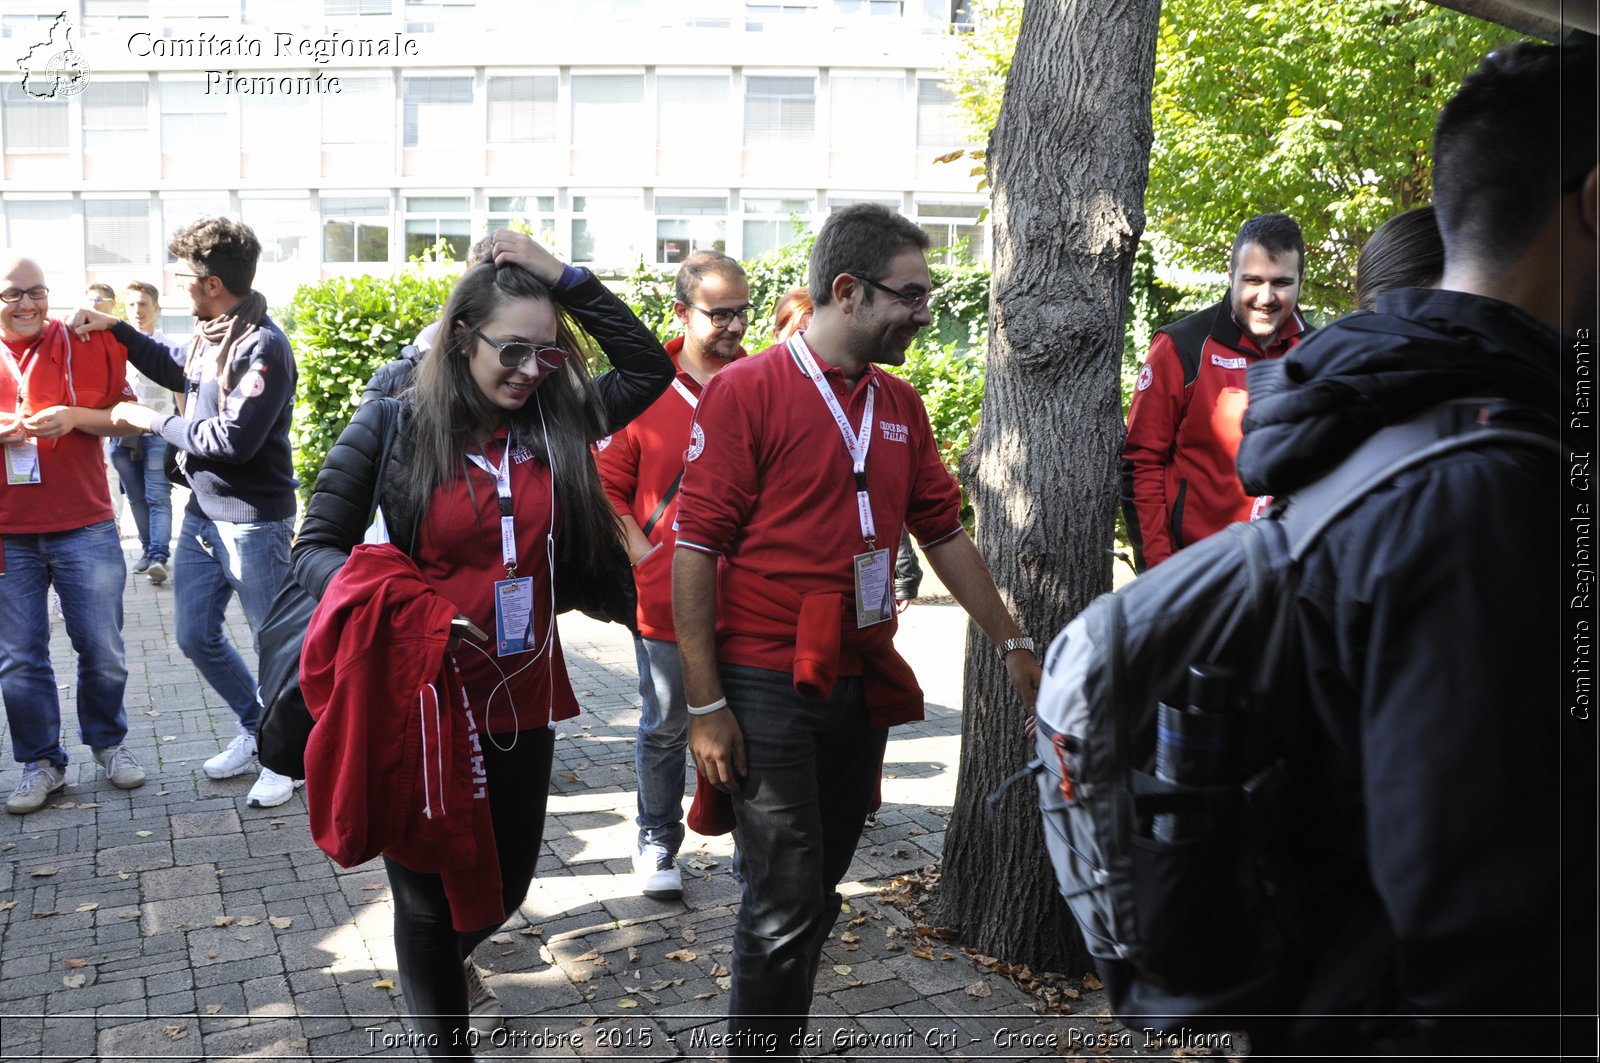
[596,250,749,902]
[1121,213,1313,571]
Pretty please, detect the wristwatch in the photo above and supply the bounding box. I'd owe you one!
[998,636,1036,660]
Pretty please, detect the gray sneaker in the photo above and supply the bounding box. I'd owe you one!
[92,745,147,789]
[6,763,66,814]
[463,960,504,1035]
[146,560,168,585]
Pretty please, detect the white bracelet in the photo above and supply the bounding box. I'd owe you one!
[687,697,728,716]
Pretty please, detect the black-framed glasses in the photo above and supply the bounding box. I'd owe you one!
[855,275,931,311]
[688,303,753,329]
[0,286,49,304]
[473,328,567,371]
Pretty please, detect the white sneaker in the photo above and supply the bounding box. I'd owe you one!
[203,732,257,780]
[633,843,683,900]
[247,766,301,808]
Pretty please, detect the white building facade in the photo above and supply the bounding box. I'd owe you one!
[1,0,985,331]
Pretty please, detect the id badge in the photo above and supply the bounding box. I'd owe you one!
[4,440,41,486]
[493,577,535,656]
[853,547,893,629]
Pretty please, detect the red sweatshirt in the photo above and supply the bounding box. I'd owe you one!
[1,320,133,535]
[300,544,504,933]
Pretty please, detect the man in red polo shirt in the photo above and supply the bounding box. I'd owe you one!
[596,250,749,901]
[673,204,1039,1057]
[1,255,146,814]
[1121,213,1313,570]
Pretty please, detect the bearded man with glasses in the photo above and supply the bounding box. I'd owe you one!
[0,257,147,814]
[595,249,751,901]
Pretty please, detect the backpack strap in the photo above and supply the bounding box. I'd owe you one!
[1276,399,1561,559]
[641,468,684,540]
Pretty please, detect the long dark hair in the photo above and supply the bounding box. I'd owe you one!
[403,260,622,575]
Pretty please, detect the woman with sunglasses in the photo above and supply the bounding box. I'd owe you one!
[291,230,671,1057]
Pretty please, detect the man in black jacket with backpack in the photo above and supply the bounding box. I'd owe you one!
[1233,38,1595,1056]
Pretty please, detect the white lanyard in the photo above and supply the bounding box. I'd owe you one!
[0,346,29,409]
[466,445,517,576]
[671,377,698,410]
[786,335,877,546]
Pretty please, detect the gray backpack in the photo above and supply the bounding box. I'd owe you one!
[1019,400,1560,1034]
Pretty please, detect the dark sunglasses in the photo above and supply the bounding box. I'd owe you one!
[473,328,567,371]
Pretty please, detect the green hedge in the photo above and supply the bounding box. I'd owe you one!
[281,264,456,504]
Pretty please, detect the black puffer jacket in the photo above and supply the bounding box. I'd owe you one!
[292,270,672,611]
[1235,288,1568,1055]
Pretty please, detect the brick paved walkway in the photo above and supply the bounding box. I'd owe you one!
[0,522,1170,1062]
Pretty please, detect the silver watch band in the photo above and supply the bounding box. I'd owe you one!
[999,636,1036,659]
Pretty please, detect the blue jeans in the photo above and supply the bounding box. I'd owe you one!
[173,510,291,733]
[634,636,689,855]
[721,664,887,1059]
[0,521,129,767]
[107,436,173,562]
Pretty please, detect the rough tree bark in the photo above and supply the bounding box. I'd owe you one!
[933,0,1162,972]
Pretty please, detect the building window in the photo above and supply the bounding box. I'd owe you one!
[742,196,813,260]
[916,79,962,149]
[403,76,471,148]
[571,74,644,148]
[241,93,304,153]
[487,195,557,246]
[571,193,642,267]
[2,83,67,153]
[85,199,151,267]
[657,75,730,148]
[326,0,392,14]
[321,196,391,263]
[404,196,470,260]
[241,196,313,264]
[744,2,816,30]
[830,76,903,150]
[487,76,557,144]
[916,201,984,263]
[834,0,902,15]
[655,196,727,264]
[323,76,392,145]
[160,81,227,156]
[82,81,147,155]
[162,195,232,264]
[4,200,75,272]
[744,76,814,147]
[83,0,151,30]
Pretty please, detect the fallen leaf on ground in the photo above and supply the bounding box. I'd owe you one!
[31,866,58,877]
[518,926,542,937]
[966,981,993,999]
[569,970,593,984]
[942,952,957,961]
[1083,972,1104,990]
[75,903,98,913]
[832,965,852,976]
[685,858,717,870]
[372,979,395,990]
[681,927,697,944]
[145,710,160,716]
[116,871,129,881]
[162,1025,186,1040]
[840,932,860,944]
[649,979,673,991]
[206,951,217,959]
[665,949,697,963]
[214,916,236,928]
[34,911,57,919]
[638,990,660,1005]
[136,830,153,838]
[912,948,935,961]
[617,998,637,1009]
[268,916,293,929]
[0,901,18,912]
[62,974,87,989]
[558,772,580,784]
[64,959,88,969]
[573,949,600,961]
[237,916,261,927]
[0,843,13,851]
[489,933,512,945]
[693,992,717,1001]
[882,942,904,953]
[709,962,729,978]
[161,736,175,742]
[716,976,732,990]
[627,947,641,964]
[361,882,385,891]
[205,1004,222,1015]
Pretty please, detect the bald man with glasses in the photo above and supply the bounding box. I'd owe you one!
[594,249,750,901]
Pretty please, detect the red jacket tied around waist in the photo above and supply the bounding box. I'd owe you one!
[299,543,504,933]
[687,564,923,835]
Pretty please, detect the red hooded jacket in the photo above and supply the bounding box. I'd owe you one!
[300,543,504,933]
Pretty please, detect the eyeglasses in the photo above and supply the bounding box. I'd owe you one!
[855,275,932,311]
[0,286,49,304]
[174,272,209,281]
[688,303,753,329]
[473,328,567,371]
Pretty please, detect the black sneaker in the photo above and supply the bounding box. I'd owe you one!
[131,556,153,574]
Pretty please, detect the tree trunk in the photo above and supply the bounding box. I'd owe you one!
[933,0,1162,973]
